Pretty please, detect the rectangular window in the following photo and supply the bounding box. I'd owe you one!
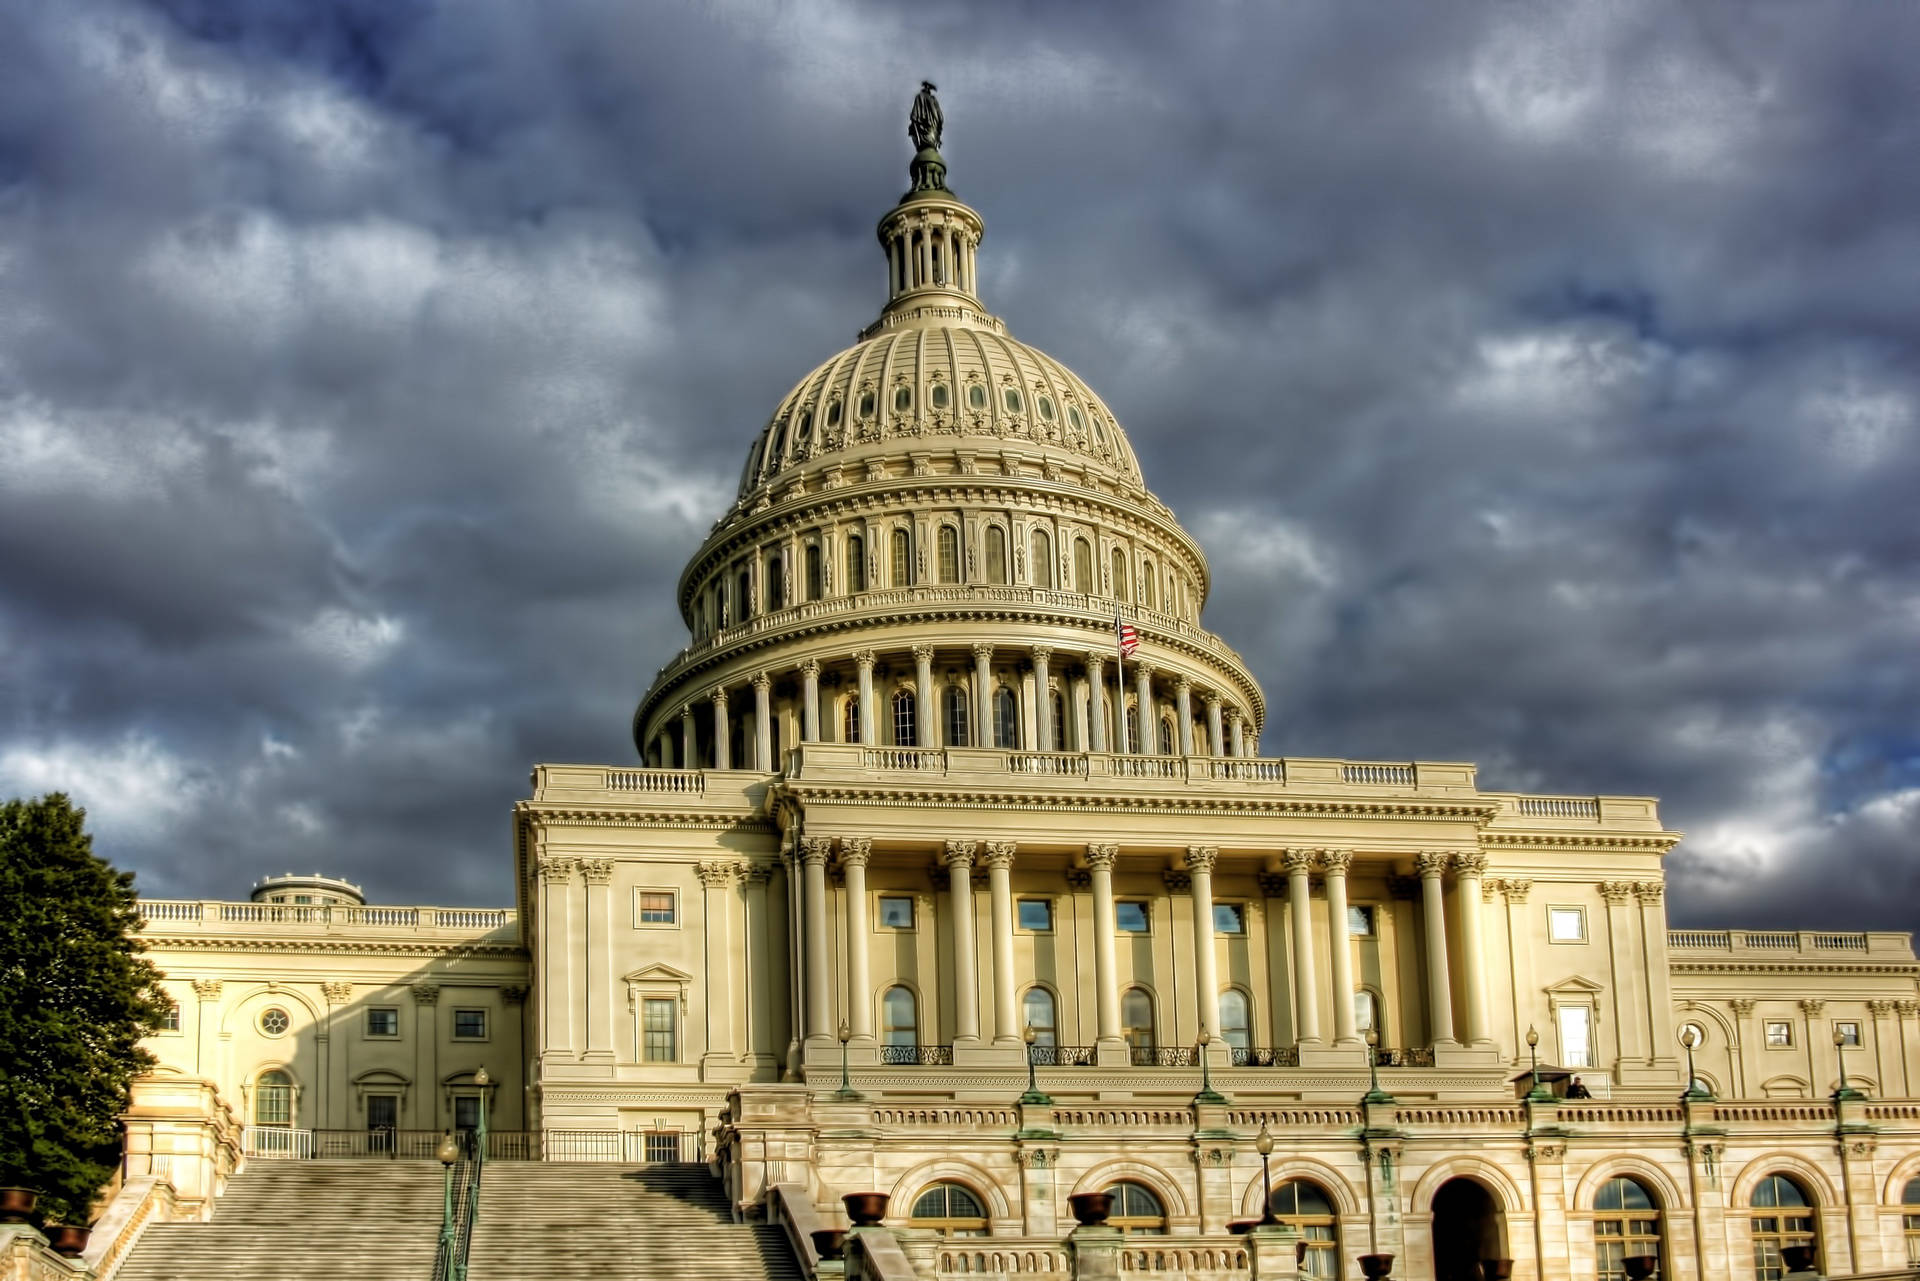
[366,1007,400,1038]
[1835,1021,1860,1047]
[636,890,676,926]
[1115,901,1150,933]
[644,1130,681,1163]
[1766,1021,1793,1048]
[643,998,676,1062]
[1212,902,1245,935]
[878,896,915,929]
[454,1096,480,1132]
[452,1009,487,1040]
[1017,899,1053,932]
[161,1002,182,1032]
[1557,1004,1592,1068]
[1347,905,1377,937]
[366,1095,398,1134]
[1548,906,1587,942]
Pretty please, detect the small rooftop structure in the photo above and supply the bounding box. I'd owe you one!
[249,871,365,907]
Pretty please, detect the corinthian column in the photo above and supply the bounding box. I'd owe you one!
[1285,849,1322,1046]
[798,660,820,742]
[695,860,737,1063]
[1453,852,1493,1046]
[1185,845,1221,1039]
[1086,843,1123,1053]
[972,644,995,746]
[984,841,1019,1044]
[912,646,936,747]
[943,840,982,1044]
[854,650,877,745]
[752,672,773,771]
[840,838,873,1040]
[1134,660,1156,754]
[800,837,834,1044]
[1175,678,1195,756]
[679,704,695,769]
[1031,647,1054,751]
[580,857,616,1061]
[1322,850,1360,1046]
[1205,694,1224,757]
[537,856,576,1055]
[1085,652,1109,753]
[1227,709,1245,758]
[711,688,731,769]
[1416,852,1458,1048]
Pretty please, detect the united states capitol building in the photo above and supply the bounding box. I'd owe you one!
[111,97,1920,1281]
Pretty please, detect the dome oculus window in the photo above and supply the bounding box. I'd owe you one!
[259,1007,291,1037]
[1038,395,1055,420]
[1003,387,1023,414]
[967,383,987,410]
[858,390,876,417]
[893,386,913,414]
[931,382,950,409]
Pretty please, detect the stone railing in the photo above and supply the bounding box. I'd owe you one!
[1666,930,1911,959]
[604,768,706,793]
[933,1238,1250,1277]
[138,900,517,940]
[85,1173,173,1281]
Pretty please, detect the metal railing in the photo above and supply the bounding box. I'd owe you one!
[307,1129,538,1160]
[1028,1045,1096,1067]
[1373,1047,1437,1068]
[879,1044,955,1066]
[1131,1047,1198,1068]
[240,1126,312,1159]
[1232,1047,1300,1068]
[543,1129,703,1163]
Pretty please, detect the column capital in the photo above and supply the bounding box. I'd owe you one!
[911,645,935,664]
[1453,852,1488,877]
[695,860,741,888]
[1174,675,1193,693]
[1598,880,1636,903]
[192,978,224,1002]
[1895,1000,1920,1018]
[1182,845,1218,875]
[1282,848,1316,875]
[679,703,695,721]
[1256,872,1288,898]
[1868,999,1896,1017]
[1083,649,1105,670]
[942,839,979,869]
[751,671,772,692]
[1413,851,1451,878]
[1204,691,1223,710]
[1503,877,1532,902]
[1633,880,1665,903]
[322,981,353,1006]
[1224,707,1243,725]
[1064,867,1092,890]
[579,857,616,885]
[740,862,776,885]
[799,836,835,866]
[799,658,821,678]
[853,648,878,669]
[709,686,730,707]
[1084,842,1118,870]
[1030,644,1054,663]
[840,837,874,868]
[501,985,529,1004]
[1161,869,1191,893]
[1798,998,1825,1017]
[1729,998,1757,1016]
[1320,848,1354,875]
[537,856,577,885]
[971,642,995,663]
[411,982,440,1006]
[981,840,1017,869]
[1134,659,1156,677]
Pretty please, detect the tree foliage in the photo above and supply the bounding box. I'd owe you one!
[0,794,169,1224]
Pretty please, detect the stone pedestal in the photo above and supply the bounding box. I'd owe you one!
[1248,1221,1303,1280]
[119,1075,241,1221]
[1066,1224,1123,1280]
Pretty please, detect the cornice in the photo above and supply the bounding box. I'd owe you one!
[778,782,1500,824]
[1482,833,1682,853]
[517,804,774,832]
[141,936,531,961]
[1669,961,1920,976]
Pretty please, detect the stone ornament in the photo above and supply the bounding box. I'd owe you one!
[1084,843,1118,870]
[537,857,577,885]
[191,978,224,1001]
[799,837,835,866]
[321,982,353,1006]
[411,983,440,1005]
[1452,852,1488,876]
[840,837,874,867]
[981,841,1017,869]
[1319,849,1353,875]
[942,839,978,869]
[579,859,616,885]
[1413,851,1451,877]
[1183,846,1218,875]
[1282,849,1316,875]
[695,861,742,889]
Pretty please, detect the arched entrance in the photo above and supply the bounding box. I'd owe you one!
[1432,1177,1507,1281]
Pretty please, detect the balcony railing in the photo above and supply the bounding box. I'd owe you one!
[1373,1048,1437,1068]
[1666,929,1908,959]
[241,1126,312,1159]
[880,1044,955,1066]
[1028,1045,1096,1067]
[1131,1047,1199,1068]
[1232,1047,1301,1068]
[139,900,516,936]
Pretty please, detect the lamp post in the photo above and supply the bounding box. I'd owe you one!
[1020,1023,1053,1106]
[1833,1026,1865,1102]
[1524,1026,1554,1102]
[1679,1026,1713,1102]
[435,1130,461,1269]
[1362,1027,1394,1105]
[1256,1122,1277,1224]
[1194,1028,1227,1105]
[473,1066,490,1158]
[832,1019,862,1102]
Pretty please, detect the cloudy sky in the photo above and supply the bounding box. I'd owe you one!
[2,1,1916,928]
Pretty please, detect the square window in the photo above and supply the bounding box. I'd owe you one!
[1835,1021,1860,1048]
[1548,907,1587,943]
[1765,1021,1793,1048]
[1115,901,1150,933]
[366,1007,400,1038]
[878,896,915,929]
[452,1009,487,1040]
[642,998,676,1062]
[1017,899,1053,932]
[636,890,676,927]
[1212,903,1245,935]
[1347,905,1376,937]
[160,1002,182,1033]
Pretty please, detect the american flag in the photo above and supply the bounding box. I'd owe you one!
[1115,615,1139,658]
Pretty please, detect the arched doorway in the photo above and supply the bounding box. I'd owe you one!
[1432,1177,1506,1281]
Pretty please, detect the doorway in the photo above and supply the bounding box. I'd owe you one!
[1432,1177,1506,1281]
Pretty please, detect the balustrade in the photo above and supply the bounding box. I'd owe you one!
[879,1044,955,1066]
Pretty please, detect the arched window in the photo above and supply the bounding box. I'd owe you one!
[938,526,960,583]
[1142,558,1156,609]
[1105,1181,1167,1235]
[1750,1174,1816,1281]
[1125,706,1140,755]
[1122,987,1155,1064]
[254,1069,293,1127]
[891,528,912,586]
[1075,538,1093,594]
[1271,1181,1338,1278]
[1355,989,1378,1034]
[1111,548,1130,601]
[993,687,1019,749]
[765,555,784,612]
[843,696,861,745]
[1902,1179,1920,1265]
[1050,690,1067,752]
[1158,715,1175,756]
[944,686,970,747]
[910,1183,987,1238]
[736,569,751,620]
[1030,528,1053,588]
[804,545,823,602]
[986,526,1008,585]
[1218,989,1251,1055]
[1595,1176,1662,1281]
[846,535,866,593]
[1024,988,1057,1047]
[891,689,916,747]
[881,986,918,1052]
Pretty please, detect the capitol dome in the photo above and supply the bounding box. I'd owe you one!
[633,106,1264,769]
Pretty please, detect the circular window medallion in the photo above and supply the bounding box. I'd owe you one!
[259,1008,291,1036]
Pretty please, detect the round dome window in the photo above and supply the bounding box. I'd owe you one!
[259,1007,291,1037]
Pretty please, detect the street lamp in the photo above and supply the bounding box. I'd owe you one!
[1256,1122,1277,1224]
[1524,1026,1554,1102]
[1833,1026,1865,1102]
[1020,1023,1052,1106]
[1362,1027,1394,1105]
[831,1019,862,1101]
[1679,1026,1712,1102]
[435,1130,461,1269]
[473,1067,490,1159]
[1194,1028,1227,1105]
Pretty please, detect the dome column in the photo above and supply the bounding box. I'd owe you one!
[1032,646,1054,751]
[1085,653,1109,753]
[854,650,878,746]
[752,672,773,771]
[680,705,695,770]
[1205,694,1225,757]
[913,646,936,748]
[972,644,995,747]
[1175,677,1195,757]
[799,660,820,742]
[942,841,982,1045]
[1228,709,1246,758]
[1134,661,1156,754]
[711,688,731,770]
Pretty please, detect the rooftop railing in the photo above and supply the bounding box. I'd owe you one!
[1666,930,1911,959]
[138,900,516,938]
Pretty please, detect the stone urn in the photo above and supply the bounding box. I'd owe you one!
[1623,1255,1659,1280]
[1780,1245,1818,1274]
[1067,1191,1113,1226]
[0,1188,36,1224]
[1226,1218,1260,1235]
[1480,1259,1515,1281]
[843,1192,889,1226]
[1358,1253,1395,1280]
[45,1225,91,1258]
[810,1227,848,1261]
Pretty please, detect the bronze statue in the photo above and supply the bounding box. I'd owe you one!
[909,81,942,152]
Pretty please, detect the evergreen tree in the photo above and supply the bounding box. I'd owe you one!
[0,794,169,1225]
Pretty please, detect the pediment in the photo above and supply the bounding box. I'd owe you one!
[1543,975,1605,997]
[624,963,694,985]
[352,1068,411,1087]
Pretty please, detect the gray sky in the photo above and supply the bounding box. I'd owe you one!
[2,0,1916,928]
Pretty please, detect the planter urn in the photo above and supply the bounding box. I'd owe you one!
[843,1192,889,1226]
[1623,1255,1659,1280]
[1780,1245,1818,1274]
[0,1188,36,1224]
[1358,1253,1396,1280]
[46,1224,91,1258]
[1067,1191,1113,1226]
[810,1227,848,1261]
[1226,1218,1260,1235]
[1481,1259,1515,1281]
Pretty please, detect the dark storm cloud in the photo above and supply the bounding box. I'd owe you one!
[1,0,1916,929]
